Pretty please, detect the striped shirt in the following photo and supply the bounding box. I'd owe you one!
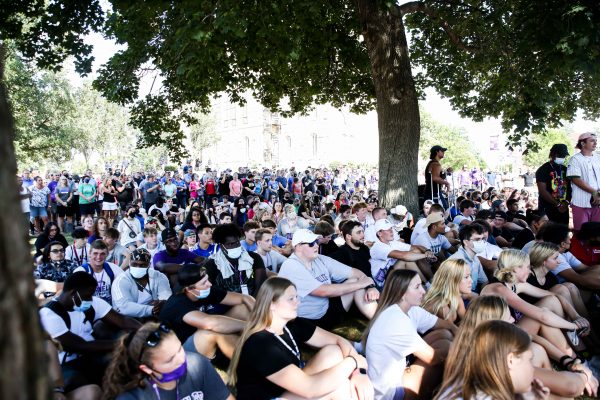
[566,152,600,208]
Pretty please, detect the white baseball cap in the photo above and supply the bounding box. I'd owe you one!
[374,219,393,232]
[292,229,323,246]
[391,205,408,215]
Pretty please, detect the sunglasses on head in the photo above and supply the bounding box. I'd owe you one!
[137,323,171,362]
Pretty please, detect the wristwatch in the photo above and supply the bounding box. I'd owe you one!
[364,284,376,290]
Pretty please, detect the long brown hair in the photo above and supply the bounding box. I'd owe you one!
[438,320,531,400]
[361,269,417,349]
[102,322,175,400]
[227,277,296,386]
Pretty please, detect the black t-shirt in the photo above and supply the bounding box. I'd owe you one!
[492,226,515,242]
[302,176,315,193]
[243,179,255,193]
[315,177,326,194]
[159,289,227,343]
[535,161,570,212]
[236,318,317,400]
[218,176,231,195]
[330,243,372,277]
[318,240,339,257]
[521,270,559,304]
[203,252,266,296]
[512,228,534,250]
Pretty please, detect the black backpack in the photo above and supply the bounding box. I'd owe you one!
[44,300,95,363]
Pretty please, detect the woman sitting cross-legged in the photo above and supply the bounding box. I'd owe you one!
[363,269,458,400]
[101,322,233,400]
[229,276,374,400]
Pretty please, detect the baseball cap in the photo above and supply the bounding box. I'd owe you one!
[291,229,322,246]
[390,205,408,215]
[425,213,445,227]
[131,248,151,264]
[161,228,178,242]
[576,132,596,148]
[183,229,196,238]
[549,144,569,158]
[374,219,393,232]
[493,211,508,220]
[430,145,447,153]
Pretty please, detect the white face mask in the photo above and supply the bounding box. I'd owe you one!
[225,245,243,259]
[554,158,565,165]
[472,239,486,254]
[129,266,148,279]
[240,207,247,213]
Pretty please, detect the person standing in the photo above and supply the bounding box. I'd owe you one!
[424,145,450,209]
[536,143,571,225]
[567,133,600,230]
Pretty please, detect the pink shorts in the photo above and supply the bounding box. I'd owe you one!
[571,205,600,231]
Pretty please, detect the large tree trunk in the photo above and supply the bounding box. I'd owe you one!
[0,41,49,399]
[357,1,421,213]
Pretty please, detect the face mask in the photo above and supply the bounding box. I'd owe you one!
[554,158,565,165]
[152,359,187,383]
[225,245,242,259]
[128,212,136,218]
[472,239,486,254]
[240,207,247,213]
[129,266,149,279]
[194,287,211,299]
[73,292,93,312]
[84,178,90,184]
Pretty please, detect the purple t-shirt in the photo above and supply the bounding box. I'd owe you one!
[152,249,198,266]
[48,181,58,202]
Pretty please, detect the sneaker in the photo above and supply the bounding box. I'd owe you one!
[567,330,580,347]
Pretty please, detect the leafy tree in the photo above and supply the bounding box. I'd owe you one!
[188,111,218,159]
[419,108,487,171]
[93,0,600,212]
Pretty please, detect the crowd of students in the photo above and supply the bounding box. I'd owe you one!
[24,134,600,400]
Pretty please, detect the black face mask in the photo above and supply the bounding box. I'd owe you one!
[128,212,136,218]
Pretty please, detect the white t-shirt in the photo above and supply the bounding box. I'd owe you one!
[278,254,352,319]
[366,305,438,400]
[39,297,111,363]
[65,244,91,266]
[413,233,451,255]
[553,252,583,283]
[453,214,474,227]
[410,218,451,244]
[365,221,400,243]
[73,263,122,304]
[369,240,411,288]
[20,186,31,213]
[258,250,287,273]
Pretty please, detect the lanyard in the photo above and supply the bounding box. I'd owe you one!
[272,326,302,363]
[152,382,179,400]
[72,245,86,265]
[135,280,154,297]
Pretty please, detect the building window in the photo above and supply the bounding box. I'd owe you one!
[245,137,250,159]
[312,133,318,157]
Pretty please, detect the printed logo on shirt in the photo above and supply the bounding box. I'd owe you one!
[182,391,204,400]
[313,273,329,283]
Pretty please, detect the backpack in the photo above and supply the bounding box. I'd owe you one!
[81,262,115,283]
[44,300,96,363]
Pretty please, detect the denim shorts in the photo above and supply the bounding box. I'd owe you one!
[30,206,48,218]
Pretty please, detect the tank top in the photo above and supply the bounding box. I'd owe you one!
[425,160,446,200]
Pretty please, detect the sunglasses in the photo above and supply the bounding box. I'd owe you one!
[302,240,319,247]
[138,323,171,362]
[50,249,65,253]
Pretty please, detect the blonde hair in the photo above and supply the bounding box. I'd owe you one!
[437,320,531,400]
[494,249,529,284]
[228,277,296,386]
[422,259,466,320]
[528,242,559,270]
[436,296,512,400]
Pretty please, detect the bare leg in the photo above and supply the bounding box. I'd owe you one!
[225,303,252,321]
[192,329,239,359]
[415,259,434,281]
[550,284,587,318]
[393,260,427,283]
[519,318,575,360]
[67,385,102,400]
[403,329,452,400]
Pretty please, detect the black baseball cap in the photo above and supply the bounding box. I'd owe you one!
[430,145,447,153]
[549,144,569,158]
[161,228,178,242]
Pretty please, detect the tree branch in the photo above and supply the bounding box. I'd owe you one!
[397,1,479,53]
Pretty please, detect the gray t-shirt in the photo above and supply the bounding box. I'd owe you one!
[142,181,160,203]
[278,253,352,319]
[116,352,229,400]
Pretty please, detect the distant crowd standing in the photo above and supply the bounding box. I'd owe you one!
[21,132,600,400]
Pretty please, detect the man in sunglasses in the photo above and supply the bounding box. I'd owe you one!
[278,229,380,330]
[159,264,254,360]
[111,248,172,318]
[39,272,141,393]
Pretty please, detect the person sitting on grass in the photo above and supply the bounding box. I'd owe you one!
[229,276,374,400]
